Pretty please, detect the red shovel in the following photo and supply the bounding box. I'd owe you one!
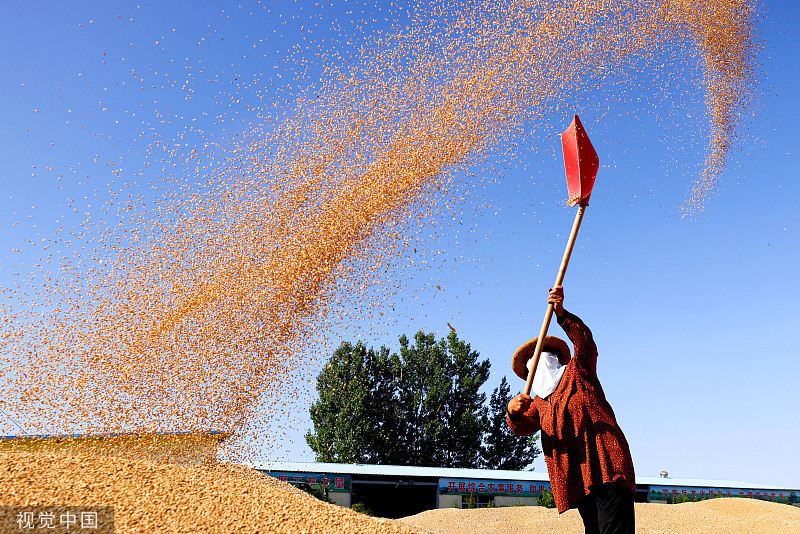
[523,115,599,396]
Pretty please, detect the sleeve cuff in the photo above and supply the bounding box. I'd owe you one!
[507,409,522,423]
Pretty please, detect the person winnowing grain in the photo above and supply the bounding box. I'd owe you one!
[507,286,636,534]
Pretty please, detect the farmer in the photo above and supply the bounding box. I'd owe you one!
[507,286,636,534]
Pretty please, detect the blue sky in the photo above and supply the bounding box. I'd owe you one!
[1,1,798,488]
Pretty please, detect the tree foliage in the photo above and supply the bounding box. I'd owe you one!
[305,341,395,463]
[306,331,539,470]
[392,331,490,468]
[481,376,541,470]
[538,488,556,508]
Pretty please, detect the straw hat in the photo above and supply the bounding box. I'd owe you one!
[512,336,571,381]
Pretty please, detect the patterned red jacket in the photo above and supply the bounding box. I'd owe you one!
[507,311,636,513]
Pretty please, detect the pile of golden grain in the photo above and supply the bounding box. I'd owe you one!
[2,453,796,534]
[399,498,800,534]
[0,453,421,534]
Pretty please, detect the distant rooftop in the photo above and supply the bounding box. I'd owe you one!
[249,461,799,492]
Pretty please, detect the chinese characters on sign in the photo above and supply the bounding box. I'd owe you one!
[439,478,551,496]
[265,472,351,493]
[0,506,113,533]
[648,486,794,503]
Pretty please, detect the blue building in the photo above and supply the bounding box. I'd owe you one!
[252,461,799,519]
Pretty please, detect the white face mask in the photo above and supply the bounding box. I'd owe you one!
[526,351,566,399]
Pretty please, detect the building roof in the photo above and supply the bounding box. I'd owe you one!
[250,461,550,482]
[640,476,796,491]
[249,461,799,492]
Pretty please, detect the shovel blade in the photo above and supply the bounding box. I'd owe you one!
[561,115,599,206]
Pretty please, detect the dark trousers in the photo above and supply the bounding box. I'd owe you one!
[577,482,635,534]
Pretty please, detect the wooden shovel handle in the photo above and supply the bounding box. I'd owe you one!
[523,205,586,396]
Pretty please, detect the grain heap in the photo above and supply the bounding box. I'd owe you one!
[398,498,800,534]
[0,452,424,534]
[2,452,796,534]
[0,0,758,458]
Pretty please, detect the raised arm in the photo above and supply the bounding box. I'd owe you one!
[549,286,598,375]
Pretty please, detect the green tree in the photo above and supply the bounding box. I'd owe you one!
[305,341,395,463]
[481,376,541,470]
[392,331,490,468]
[538,488,556,508]
[440,332,491,468]
[308,331,540,471]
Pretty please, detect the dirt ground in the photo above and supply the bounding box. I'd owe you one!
[1,452,797,534]
[396,499,800,534]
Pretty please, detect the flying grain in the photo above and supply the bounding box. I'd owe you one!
[0,0,758,460]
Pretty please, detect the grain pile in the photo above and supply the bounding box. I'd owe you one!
[398,498,800,534]
[0,452,424,534]
[3,452,796,534]
[0,0,759,458]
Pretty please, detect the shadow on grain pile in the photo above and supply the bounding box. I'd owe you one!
[0,452,423,534]
[397,498,800,534]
